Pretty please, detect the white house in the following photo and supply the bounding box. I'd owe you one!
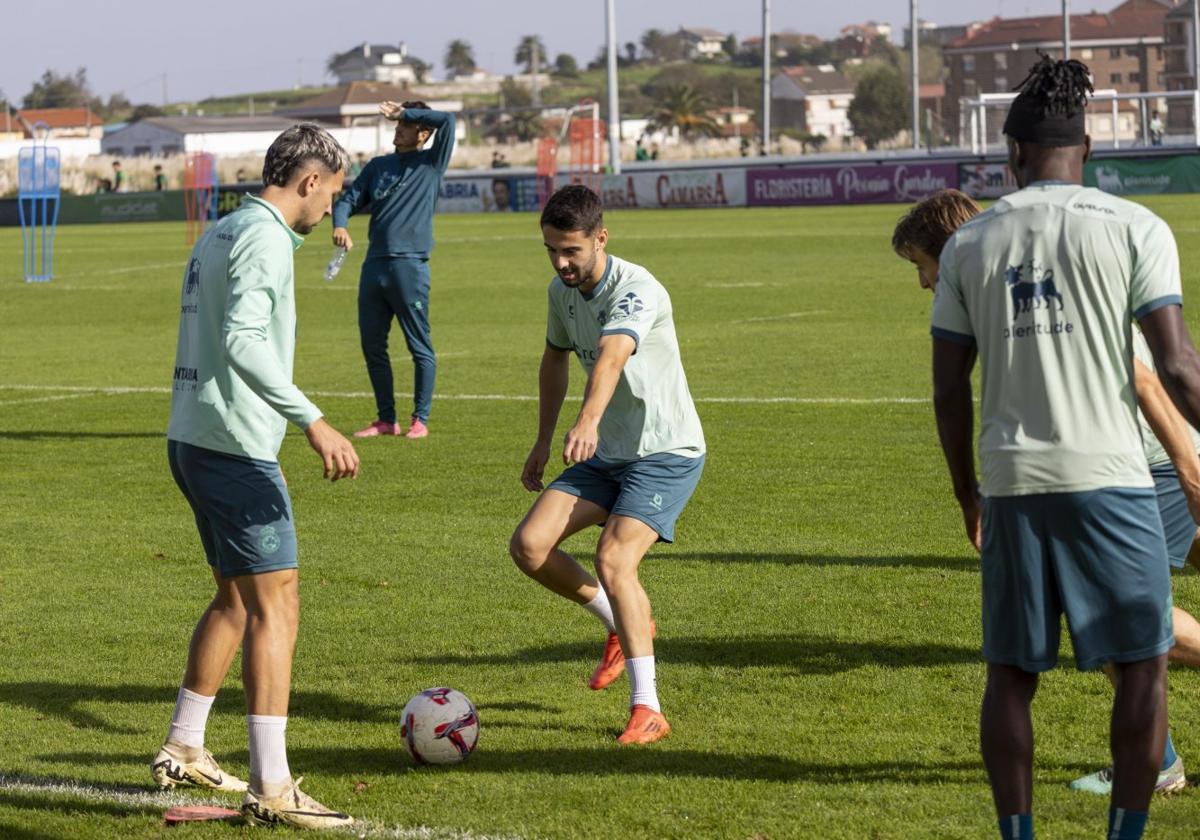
[101,116,299,157]
[678,27,729,60]
[328,42,419,86]
[771,64,855,143]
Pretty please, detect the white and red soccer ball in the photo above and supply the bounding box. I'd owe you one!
[399,687,480,765]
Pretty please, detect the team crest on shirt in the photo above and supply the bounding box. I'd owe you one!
[609,292,644,323]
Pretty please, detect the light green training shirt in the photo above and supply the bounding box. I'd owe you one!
[1133,329,1200,467]
[931,182,1181,497]
[167,195,322,462]
[546,255,705,463]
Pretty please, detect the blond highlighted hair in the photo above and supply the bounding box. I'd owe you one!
[891,189,982,261]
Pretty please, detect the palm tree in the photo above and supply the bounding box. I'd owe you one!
[648,85,720,139]
[514,35,547,74]
[444,40,476,77]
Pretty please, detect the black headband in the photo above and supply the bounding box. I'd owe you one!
[1003,91,1087,147]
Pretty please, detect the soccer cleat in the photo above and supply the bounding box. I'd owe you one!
[589,620,656,691]
[150,740,248,793]
[617,704,671,745]
[404,418,429,439]
[353,420,401,438]
[240,776,354,830]
[1068,756,1187,796]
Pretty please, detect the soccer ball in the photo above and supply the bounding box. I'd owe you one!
[399,687,480,765]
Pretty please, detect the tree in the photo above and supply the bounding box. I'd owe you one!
[649,84,720,139]
[624,42,638,65]
[409,57,431,84]
[130,103,165,121]
[553,53,579,78]
[847,66,908,149]
[514,35,547,74]
[722,35,738,58]
[640,29,679,63]
[23,68,92,109]
[444,39,476,76]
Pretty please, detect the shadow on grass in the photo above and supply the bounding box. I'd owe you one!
[0,821,76,840]
[0,431,165,441]
[407,633,981,675]
[0,682,392,734]
[0,773,182,825]
[664,552,979,572]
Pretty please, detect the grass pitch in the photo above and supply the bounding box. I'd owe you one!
[3,199,1200,838]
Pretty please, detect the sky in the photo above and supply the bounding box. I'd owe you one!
[3,0,1074,105]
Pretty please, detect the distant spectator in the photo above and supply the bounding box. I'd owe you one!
[739,137,750,158]
[111,160,125,192]
[154,164,167,191]
[635,138,648,161]
[491,177,511,211]
[235,168,247,183]
[650,144,659,161]
[491,151,510,169]
[1150,110,1164,146]
[97,177,113,194]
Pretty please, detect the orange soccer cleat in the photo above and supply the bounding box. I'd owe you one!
[588,620,655,691]
[617,704,671,745]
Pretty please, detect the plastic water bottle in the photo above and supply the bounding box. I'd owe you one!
[324,246,347,281]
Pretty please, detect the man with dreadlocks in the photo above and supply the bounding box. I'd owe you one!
[930,55,1200,840]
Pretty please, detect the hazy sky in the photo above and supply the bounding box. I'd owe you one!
[4,0,1072,105]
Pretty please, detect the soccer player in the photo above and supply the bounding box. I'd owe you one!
[931,56,1200,840]
[509,184,705,744]
[332,100,456,440]
[895,189,1200,797]
[154,123,360,830]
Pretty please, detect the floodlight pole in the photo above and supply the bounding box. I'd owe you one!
[762,0,771,155]
[605,0,621,174]
[911,0,920,150]
[1062,0,1071,59]
[1193,0,1199,146]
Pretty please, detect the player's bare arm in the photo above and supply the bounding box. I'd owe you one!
[1141,305,1200,433]
[1134,358,1200,521]
[563,334,636,466]
[332,227,353,250]
[932,337,981,551]
[523,346,571,491]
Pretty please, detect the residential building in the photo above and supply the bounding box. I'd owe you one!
[1163,0,1197,131]
[16,108,104,139]
[328,42,419,86]
[944,0,1175,145]
[678,27,729,60]
[771,64,855,144]
[279,82,466,142]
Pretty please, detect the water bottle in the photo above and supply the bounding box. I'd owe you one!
[324,246,347,281]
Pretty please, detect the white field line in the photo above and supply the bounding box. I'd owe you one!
[0,773,517,839]
[732,310,828,324]
[0,383,927,406]
[0,392,105,407]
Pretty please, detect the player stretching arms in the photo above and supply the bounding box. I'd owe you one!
[896,188,1200,798]
[154,124,359,830]
[509,185,705,744]
[332,100,456,440]
[931,57,1200,840]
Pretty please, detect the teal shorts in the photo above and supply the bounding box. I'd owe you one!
[981,488,1173,672]
[167,439,298,578]
[1151,463,1199,569]
[548,453,705,543]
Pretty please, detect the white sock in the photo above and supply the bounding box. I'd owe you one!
[582,588,617,633]
[627,656,660,712]
[167,687,215,748]
[247,715,290,786]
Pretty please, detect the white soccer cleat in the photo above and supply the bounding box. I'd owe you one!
[150,740,248,793]
[240,776,354,830]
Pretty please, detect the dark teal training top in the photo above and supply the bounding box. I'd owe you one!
[332,108,456,259]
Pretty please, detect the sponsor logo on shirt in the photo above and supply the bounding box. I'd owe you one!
[184,258,200,296]
[1003,261,1075,340]
[173,366,199,392]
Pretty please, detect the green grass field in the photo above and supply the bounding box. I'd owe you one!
[3,199,1200,839]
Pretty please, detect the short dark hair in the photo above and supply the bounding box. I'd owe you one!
[891,189,981,261]
[540,184,603,235]
[262,123,349,187]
